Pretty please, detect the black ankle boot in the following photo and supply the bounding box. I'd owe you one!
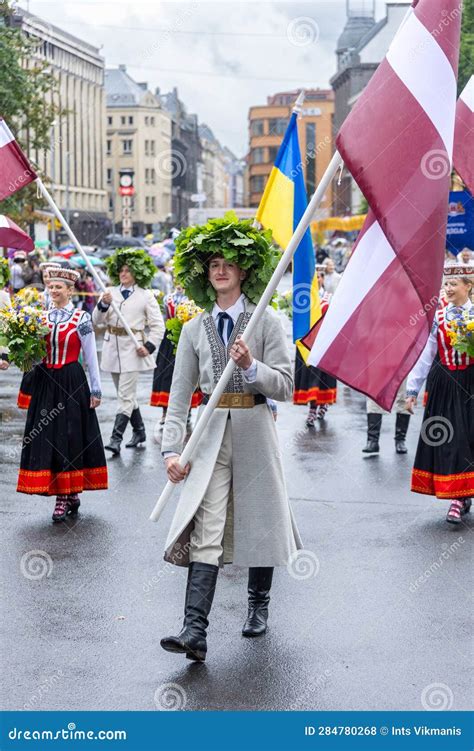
[242,567,274,637]
[395,413,410,454]
[160,562,218,662]
[362,414,382,454]
[105,413,129,455]
[125,408,146,448]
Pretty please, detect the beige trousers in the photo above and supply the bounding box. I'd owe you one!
[111,372,139,417]
[189,419,233,566]
[366,379,410,415]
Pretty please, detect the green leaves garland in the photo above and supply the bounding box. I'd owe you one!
[105,248,156,288]
[173,211,280,310]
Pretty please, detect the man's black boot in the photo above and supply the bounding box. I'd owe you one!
[242,567,274,637]
[362,414,382,454]
[395,413,410,454]
[105,413,129,455]
[160,562,218,662]
[125,408,147,448]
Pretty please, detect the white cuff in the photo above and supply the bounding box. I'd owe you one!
[242,359,258,383]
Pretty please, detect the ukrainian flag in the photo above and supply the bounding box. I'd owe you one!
[256,110,321,346]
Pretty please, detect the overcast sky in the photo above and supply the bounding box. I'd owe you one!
[21,0,391,157]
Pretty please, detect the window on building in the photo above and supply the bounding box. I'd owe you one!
[268,146,279,163]
[250,175,265,193]
[128,116,134,125]
[121,116,126,125]
[250,119,264,136]
[108,195,114,212]
[252,148,265,165]
[106,139,112,155]
[150,168,156,184]
[145,168,150,184]
[107,116,113,126]
[268,118,288,136]
[122,139,132,155]
[106,168,112,184]
[149,140,155,156]
[150,116,155,126]
[145,116,149,126]
[305,122,316,195]
[151,196,156,212]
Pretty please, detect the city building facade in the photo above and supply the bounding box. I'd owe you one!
[12,7,109,245]
[247,89,334,217]
[105,66,172,236]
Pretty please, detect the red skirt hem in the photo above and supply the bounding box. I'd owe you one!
[17,467,108,496]
[411,468,474,499]
[293,387,337,405]
[17,391,32,410]
[150,391,203,408]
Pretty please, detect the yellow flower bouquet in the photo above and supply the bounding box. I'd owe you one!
[0,298,49,371]
[166,300,203,353]
[446,309,474,358]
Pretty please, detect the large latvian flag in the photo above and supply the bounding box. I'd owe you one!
[0,118,37,201]
[453,76,473,194]
[304,0,461,410]
[256,110,321,343]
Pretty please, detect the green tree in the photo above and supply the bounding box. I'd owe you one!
[459,0,474,94]
[0,0,62,227]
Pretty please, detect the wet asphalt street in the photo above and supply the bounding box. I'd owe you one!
[0,332,472,714]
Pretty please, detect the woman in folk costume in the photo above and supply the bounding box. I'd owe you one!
[150,285,202,427]
[406,263,474,524]
[16,267,108,522]
[159,214,303,662]
[92,248,165,454]
[293,268,337,426]
[17,262,61,410]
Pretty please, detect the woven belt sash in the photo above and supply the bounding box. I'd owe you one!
[107,326,143,336]
[201,393,266,408]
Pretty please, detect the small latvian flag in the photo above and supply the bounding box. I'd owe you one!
[0,118,37,201]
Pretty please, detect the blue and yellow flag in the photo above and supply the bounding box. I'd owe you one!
[256,111,321,345]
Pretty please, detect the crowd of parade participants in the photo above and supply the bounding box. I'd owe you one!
[0,222,472,662]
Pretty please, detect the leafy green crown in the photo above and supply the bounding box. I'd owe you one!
[105,248,156,288]
[0,258,10,288]
[173,211,280,310]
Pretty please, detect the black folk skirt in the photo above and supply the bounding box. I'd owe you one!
[293,347,337,405]
[150,334,202,409]
[411,362,473,499]
[17,362,108,496]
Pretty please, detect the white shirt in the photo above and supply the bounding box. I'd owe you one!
[406,299,473,396]
[211,294,257,381]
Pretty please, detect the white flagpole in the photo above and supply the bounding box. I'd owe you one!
[149,148,343,522]
[36,177,140,348]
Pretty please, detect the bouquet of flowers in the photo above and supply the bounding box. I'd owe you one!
[0,258,10,288]
[447,309,474,358]
[0,298,49,371]
[275,290,293,319]
[13,287,43,308]
[166,300,203,353]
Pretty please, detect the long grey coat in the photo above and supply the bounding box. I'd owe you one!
[161,298,303,568]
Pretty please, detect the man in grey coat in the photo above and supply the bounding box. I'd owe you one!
[160,253,302,662]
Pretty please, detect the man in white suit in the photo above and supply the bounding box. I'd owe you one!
[93,252,164,454]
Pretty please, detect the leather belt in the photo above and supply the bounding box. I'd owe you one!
[107,325,143,336]
[201,393,266,408]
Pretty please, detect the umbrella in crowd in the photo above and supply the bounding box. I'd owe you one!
[69,254,105,268]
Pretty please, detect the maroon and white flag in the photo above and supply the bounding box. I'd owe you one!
[306,0,462,410]
[0,118,37,202]
[453,76,474,194]
[0,215,34,251]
